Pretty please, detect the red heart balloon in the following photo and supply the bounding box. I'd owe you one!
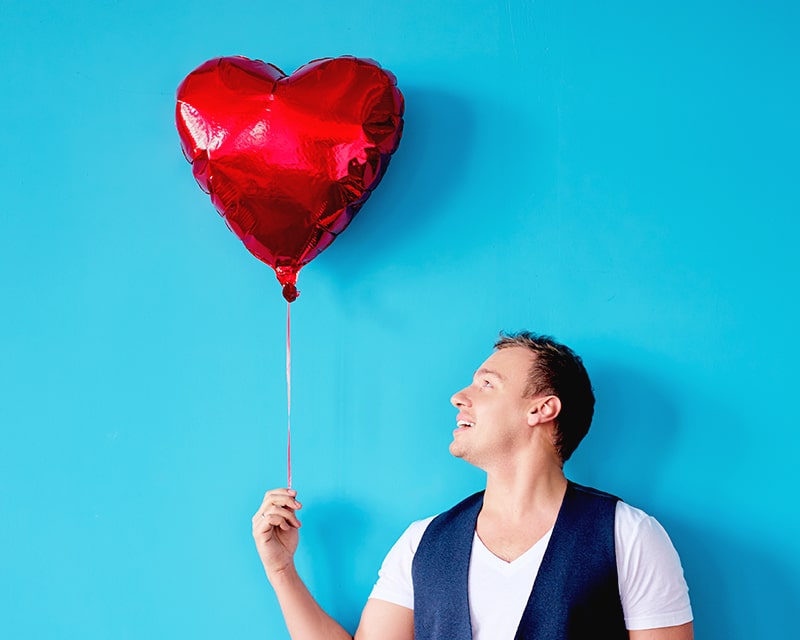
[176,56,404,302]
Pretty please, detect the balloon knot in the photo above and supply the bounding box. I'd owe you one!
[282,283,299,303]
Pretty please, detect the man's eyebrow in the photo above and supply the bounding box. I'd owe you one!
[475,367,505,381]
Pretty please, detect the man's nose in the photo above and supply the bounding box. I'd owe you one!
[450,387,471,408]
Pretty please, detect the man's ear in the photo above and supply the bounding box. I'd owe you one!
[527,395,562,426]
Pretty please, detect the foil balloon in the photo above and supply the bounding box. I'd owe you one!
[176,56,405,302]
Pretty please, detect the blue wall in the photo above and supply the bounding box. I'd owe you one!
[2,1,798,638]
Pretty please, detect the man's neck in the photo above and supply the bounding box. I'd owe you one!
[475,460,568,562]
[482,462,568,521]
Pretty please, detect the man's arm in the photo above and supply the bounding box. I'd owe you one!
[355,599,414,640]
[254,488,414,640]
[253,488,352,640]
[629,622,694,640]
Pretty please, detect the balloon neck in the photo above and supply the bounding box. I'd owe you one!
[275,267,300,303]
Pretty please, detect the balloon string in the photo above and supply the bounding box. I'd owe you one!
[286,301,292,489]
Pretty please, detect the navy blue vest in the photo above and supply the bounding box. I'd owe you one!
[411,482,627,640]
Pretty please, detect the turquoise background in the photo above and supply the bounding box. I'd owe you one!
[2,1,798,638]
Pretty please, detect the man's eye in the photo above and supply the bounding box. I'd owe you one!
[481,379,493,388]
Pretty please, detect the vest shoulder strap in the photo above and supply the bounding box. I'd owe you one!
[412,491,484,640]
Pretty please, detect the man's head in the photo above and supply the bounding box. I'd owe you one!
[493,331,595,463]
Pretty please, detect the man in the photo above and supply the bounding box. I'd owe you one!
[253,332,694,639]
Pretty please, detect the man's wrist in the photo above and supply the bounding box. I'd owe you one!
[266,561,300,586]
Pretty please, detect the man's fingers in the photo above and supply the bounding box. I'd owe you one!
[253,504,302,531]
[262,487,298,502]
[257,489,302,514]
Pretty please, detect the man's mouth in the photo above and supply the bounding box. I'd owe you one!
[456,420,475,429]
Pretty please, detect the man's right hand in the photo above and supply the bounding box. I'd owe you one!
[252,488,303,578]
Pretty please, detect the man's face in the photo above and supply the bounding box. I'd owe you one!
[448,346,537,468]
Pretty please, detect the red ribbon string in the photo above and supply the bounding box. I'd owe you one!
[286,301,292,489]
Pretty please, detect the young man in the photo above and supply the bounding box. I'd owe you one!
[253,332,694,639]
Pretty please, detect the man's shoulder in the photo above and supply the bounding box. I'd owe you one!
[569,481,621,503]
[397,491,484,551]
[434,490,485,521]
[392,515,436,554]
[567,482,658,531]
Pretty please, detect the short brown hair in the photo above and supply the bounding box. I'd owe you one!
[494,331,595,462]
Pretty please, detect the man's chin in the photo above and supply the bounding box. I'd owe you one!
[449,440,465,458]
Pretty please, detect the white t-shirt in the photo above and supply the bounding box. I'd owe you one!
[369,501,693,639]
